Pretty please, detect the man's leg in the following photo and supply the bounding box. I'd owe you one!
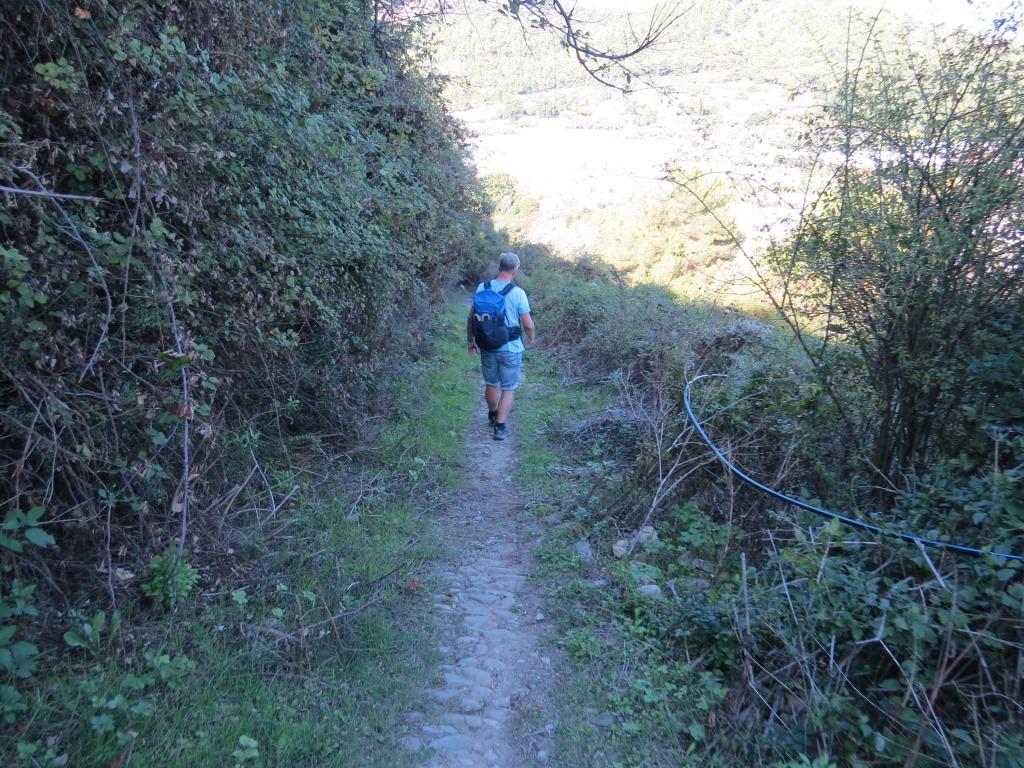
[493,388,515,440]
[496,389,515,423]
[482,352,500,424]
[494,350,521,438]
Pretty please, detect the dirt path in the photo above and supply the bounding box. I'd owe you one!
[402,394,561,767]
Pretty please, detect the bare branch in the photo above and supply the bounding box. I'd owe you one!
[465,0,692,90]
[0,184,99,201]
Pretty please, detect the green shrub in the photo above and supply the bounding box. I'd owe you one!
[140,549,200,607]
[480,171,539,216]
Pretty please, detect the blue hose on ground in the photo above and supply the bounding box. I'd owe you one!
[684,374,1022,563]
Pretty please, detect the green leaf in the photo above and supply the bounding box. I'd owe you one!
[63,631,86,648]
[23,527,54,548]
[90,713,115,734]
[10,641,37,662]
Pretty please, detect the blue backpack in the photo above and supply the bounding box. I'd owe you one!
[471,281,521,351]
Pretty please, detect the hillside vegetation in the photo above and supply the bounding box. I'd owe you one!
[1,0,492,763]
[467,10,1024,767]
[431,0,905,109]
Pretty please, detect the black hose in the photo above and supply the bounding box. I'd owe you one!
[684,374,1022,563]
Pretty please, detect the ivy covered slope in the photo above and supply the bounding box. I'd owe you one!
[1,4,480,606]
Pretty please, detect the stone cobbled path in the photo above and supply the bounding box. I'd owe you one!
[403,403,559,768]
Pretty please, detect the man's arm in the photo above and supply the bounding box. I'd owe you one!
[519,313,535,349]
[467,310,478,356]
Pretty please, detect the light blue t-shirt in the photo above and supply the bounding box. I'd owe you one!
[476,280,531,353]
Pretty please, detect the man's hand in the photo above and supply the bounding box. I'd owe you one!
[468,341,478,357]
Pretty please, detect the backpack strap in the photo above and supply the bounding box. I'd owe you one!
[485,280,492,290]
[499,282,515,296]
[500,282,520,340]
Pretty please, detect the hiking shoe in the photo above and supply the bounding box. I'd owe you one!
[488,411,498,427]
[493,424,512,441]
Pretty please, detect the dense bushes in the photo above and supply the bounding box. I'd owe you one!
[0,0,483,726]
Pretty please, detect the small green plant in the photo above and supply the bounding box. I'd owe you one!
[0,581,38,622]
[233,734,260,765]
[1,506,55,552]
[0,625,38,681]
[34,57,84,94]
[141,548,199,607]
[533,538,584,575]
[559,627,603,660]
[1,508,54,725]
[64,610,120,656]
[79,651,196,748]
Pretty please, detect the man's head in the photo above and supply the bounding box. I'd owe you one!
[498,252,520,275]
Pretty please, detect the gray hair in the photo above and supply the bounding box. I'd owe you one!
[498,252,521,272]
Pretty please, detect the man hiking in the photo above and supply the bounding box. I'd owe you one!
[467,252,535,440]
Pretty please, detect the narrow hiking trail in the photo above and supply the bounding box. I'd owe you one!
[401,387,563,767]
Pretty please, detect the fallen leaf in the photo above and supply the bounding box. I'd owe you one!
[74,7,92,20]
